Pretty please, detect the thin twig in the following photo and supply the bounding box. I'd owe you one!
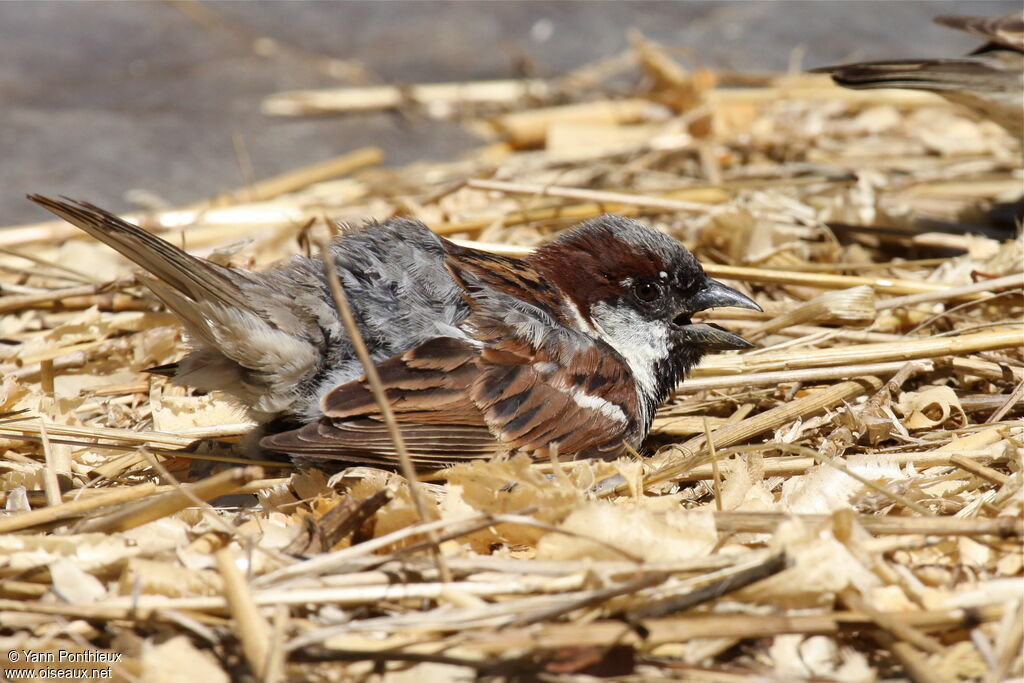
[316,238,452,584]
[949,455,1010,486]
[468,177,722,213]
[72,460,265,533]
[876,273,1024,311]
[986,378,1024,424]
[0,482,157,534]
[704,417,723,511]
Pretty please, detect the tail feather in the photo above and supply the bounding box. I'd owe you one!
[27,195,249,310]
[29,195,322,420]
[812,59,1002,92]
[933,12,1024,52]
[143,362,179,377]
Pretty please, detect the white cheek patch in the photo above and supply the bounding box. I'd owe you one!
[589,302,669,410]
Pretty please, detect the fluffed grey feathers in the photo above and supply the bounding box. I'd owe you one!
[29,196,469,422]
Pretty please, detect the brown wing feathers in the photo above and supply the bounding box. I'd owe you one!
[476,342,637,454]
[320,337,482,421]
[260,335,500,463]
[269,329,637,464]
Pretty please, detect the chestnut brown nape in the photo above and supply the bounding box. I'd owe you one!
[528,215,701,314]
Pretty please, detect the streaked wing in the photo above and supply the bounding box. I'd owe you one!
[262,321,638,464]
[472,340,636,457]
[260,336,493,464]
[319,336,483,423]
[442,241,573,324]
[261,240,642,465]
[461,270,640,458]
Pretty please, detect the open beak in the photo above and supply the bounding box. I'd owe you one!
[675,278,760,350]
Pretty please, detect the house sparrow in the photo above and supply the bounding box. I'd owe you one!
[29,196,759,465]
[813,12,1024,139]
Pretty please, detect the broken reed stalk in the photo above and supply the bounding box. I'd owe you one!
[0,418,242,449]
[430,187,729,235]
[0,432,286,472]
[0,202,309,249]
[0,277,135,314]
[705,83,944,105]
[5,293,185,314]
[38,421,62,508]
[265,605,289,683]
[695,328,1024,376]
[673,449,1010,483]
[876,272,1024,311]
[0,482,157,534]
[946,453,1011,485]
[72,466,265,534]
[704,264,982,298]
[262,79,552,116]
[0,476,291,508]
[427,551,764,578]
[316,238,452,584]
[712,510,1019,538]
[2,350,89,382]
[869,629,952,683]
[627,552,789,620]
[653,414,727,435]
[217,548,272,680]
[89,570,601,615]
[467,177,725,213]
[485,98,664,147]
[674,359,918,393]
[603,378,881,498]
[513,572,669,627]
[197,146,383,207]
[258,75,937,118]
[986,378,1024,424]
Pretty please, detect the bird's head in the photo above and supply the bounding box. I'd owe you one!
[530,215,760,410]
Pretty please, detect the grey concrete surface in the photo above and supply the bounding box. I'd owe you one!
[1,1,1017,224]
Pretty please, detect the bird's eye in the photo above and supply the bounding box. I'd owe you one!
[634,281,660,302]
